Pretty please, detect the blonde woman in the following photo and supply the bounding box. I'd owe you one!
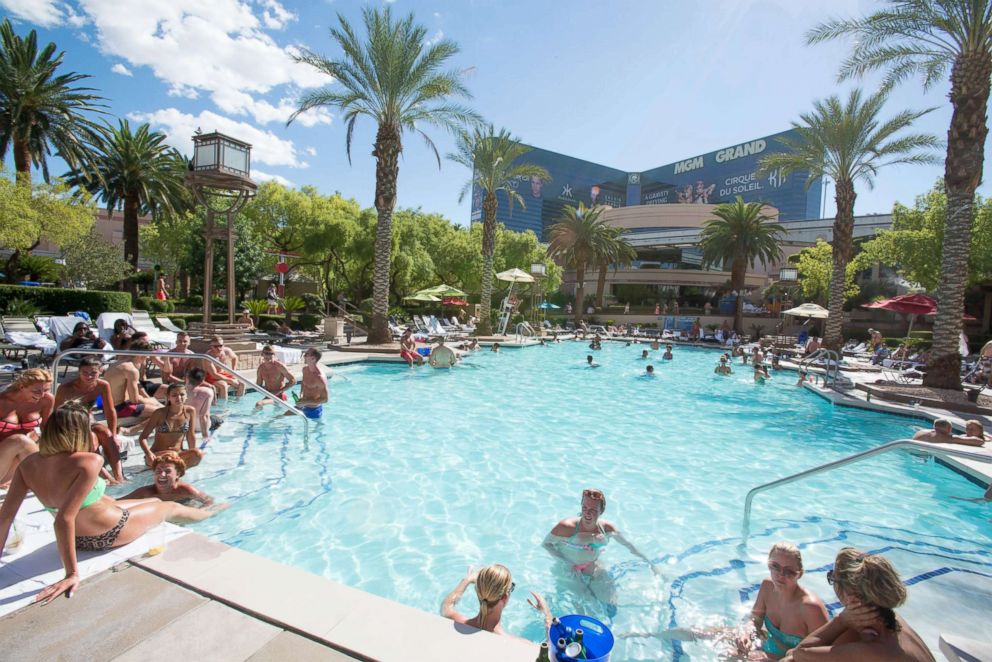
[0,404,217,604]
[785,548,934,661]
[441,564,552,641]
[0,369,54,484]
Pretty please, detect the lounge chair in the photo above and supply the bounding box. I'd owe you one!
[130,310,177,347]
[0,318,54,363]
[156,317,186,334]
[95,312,133,343]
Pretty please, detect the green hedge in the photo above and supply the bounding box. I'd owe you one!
[0,285,131,316]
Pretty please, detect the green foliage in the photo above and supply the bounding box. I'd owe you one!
[164,317,186,330]
[60,228,134,289]
[282,295,306,320]
[13,254,61,282]
[854,183,992,290]
[0,284,130,315]
[242,299,269,319]
[128,271,155,287]
[300,292,324,314]
[0,18,107,180]
[3,297,39,315]
[137,297,171,313]
[0,173,94,254]
[298,313,321,331]
[699,197,784,272]
[185,294,203,307]
[792,239,860,305]
[140,210,199,275]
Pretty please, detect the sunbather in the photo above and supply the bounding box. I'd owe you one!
[0,368,53,485]
[59,321,108,353]
[0,404,217,604]
[109,319,133,350]
[787,548,934,661]
[441,564,552,642]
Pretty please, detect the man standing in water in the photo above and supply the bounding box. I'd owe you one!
[291,348,328,418]
[255,345,295,408]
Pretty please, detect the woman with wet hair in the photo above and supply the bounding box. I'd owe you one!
[441,564,551,641]
[785,547,934,661]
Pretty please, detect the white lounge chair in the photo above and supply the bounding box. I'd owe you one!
[130,310,177,347]
[156,317,186,334]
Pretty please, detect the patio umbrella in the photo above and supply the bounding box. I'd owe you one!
[404,293,441,302]
[782,303,829,319]
[538,302,561,309]
[863,293,975,335]
[441,297,468,306]
[418,284,467,298]
[496,267,535,283]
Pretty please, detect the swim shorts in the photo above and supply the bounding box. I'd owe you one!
[114,401,145,418]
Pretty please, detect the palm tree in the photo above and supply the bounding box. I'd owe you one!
[760,89,938,349]
[594,225,636,310]
[0,19,105,180]
[547,203,612,326]
[699,197,785,334]
[808,1,992,386]
[448,125,549,335]
[289,7,479,344]
[64,120,188,272]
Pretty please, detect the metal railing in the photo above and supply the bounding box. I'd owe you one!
[799,348,841,387]
[327,300,367,334]
[742,439,992,540]
[50,347,310,437]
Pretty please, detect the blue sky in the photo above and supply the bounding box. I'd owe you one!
[2,0,986,223]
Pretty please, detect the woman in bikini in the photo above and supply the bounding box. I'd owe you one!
[0,404,217,604]
[543,488,658,576]
[137,383,203,469]
[0,369,54,485]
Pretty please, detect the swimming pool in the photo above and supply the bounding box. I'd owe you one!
[118,341,992,660]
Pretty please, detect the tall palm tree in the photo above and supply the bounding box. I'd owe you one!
[547,203,612,326]
[594,225,636,310]
[289,7,479,344]
[760,89,938,349]
[808,0,992,385]
[0,19,104,181]
[699,197,785,334]
[448,125,549,335]
[64,120,188,272]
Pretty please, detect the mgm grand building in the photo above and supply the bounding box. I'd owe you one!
[471,130,892,310]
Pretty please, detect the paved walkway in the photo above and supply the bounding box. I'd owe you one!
[0,564,357,662]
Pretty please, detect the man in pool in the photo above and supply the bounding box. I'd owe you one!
[714,357,733,375]
[255,345,295,408]
[645,364,655,376]
[586,355,600,368]
[663,344,673,360]
[399,328,423,367]
[913,419,985,447]
[291,348,328,418]
[543,488,659,577]
[640,349,650,360]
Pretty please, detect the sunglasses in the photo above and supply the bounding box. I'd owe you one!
[582,489,604,501]
[509,582,516,596]
[768,561,800,578]
[826,569,836,585]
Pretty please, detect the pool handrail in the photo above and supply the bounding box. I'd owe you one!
[799,348,840,386]
[742,439,991,540]
[49,346,310,437]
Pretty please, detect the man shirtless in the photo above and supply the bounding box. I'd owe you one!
[154,331,195,395]
[103,340,162,423]
[186,368,215,445]
[203,335,245,399]
[290,348,328,418]
[53,356,125,482]
[255,345,295,408]
[913,419,986,447]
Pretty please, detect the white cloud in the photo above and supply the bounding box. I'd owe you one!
[0,0,63,26]
[426,30,444,46]
[305,147,317,157]
[253,169,294,187]
[111,63,132,76]
[128,107,309,169]
[73,0,332,125]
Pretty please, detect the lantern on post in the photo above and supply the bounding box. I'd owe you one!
[186,132,257,324]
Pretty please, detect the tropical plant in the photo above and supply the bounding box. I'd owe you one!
[594,225,636,310]
[547,203,613,326]
[0,18,105,181]
[808,0,992,385]
[12,253,61,282]
[698,197,785,333]
[289,7,480,344]
[282,295,306,321]
[242,299,268,323]
[447,124,549,335]
[63,120,189,274]
[760,89,938,348]
[4,297,39,316]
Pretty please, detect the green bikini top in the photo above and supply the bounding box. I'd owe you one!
[44,476,106,514]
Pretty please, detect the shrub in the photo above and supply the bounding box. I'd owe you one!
[298,313,321,331]
[186,294,204,307]
[262,319,279,331]
[0,285,131,316]
[301,292,325,314]
[4,297,41,316]
[163,317,186,330]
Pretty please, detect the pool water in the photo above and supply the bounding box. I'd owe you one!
[117,341,992,660]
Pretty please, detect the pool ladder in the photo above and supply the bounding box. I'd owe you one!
[741,439,992,542]
[798,348,846,389]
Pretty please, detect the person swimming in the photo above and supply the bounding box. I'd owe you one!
[586,355,600,368]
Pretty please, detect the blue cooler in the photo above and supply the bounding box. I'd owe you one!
[548,614,614,662]
[416,347,431,357]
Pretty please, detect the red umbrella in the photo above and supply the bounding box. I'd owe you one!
[863,294,975,335]
[442,297,468,306]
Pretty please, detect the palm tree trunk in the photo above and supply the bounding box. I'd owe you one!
[731,256,746,333]
[824,178,856,351]
[595,260,607,309]
[476,191,498,336]
[123,195,141,268]
[574,260,586,326]
[925,52,992,390]
[368,125,401,345]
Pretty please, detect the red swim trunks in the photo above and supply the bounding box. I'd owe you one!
[400,350,419,361]
[205,369,236,384]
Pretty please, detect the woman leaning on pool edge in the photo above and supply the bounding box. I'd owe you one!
[0,404,217,604]
[783,547,934,661]
[441,564,552,643]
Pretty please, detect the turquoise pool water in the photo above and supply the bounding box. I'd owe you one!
[117,342,992,660]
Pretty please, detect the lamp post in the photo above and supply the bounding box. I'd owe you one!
[186,132,257,324]
[531,262,546,324]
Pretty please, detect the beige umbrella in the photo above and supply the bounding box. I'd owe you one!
[783,303,829,319]
[496,268,535,283]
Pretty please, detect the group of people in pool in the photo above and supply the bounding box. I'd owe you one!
[0,331,330,604]
[441,489,934,660]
